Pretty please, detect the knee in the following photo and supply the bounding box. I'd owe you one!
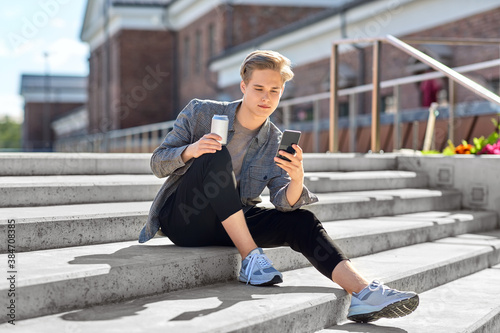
[196,146,233,172]
[289,209,322,233]
[296,209,320,224]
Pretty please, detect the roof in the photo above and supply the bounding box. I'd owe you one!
[80,0,174,43]
[110,0,173,7]
[210,0,372,63]
[19,75,87,103]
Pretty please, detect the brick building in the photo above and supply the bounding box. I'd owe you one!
[209,0,500,152]
[19,74,87,151]
[78,0,500,152]
[80,0,331,135]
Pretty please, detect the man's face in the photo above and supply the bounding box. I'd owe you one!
[240,69,284,119]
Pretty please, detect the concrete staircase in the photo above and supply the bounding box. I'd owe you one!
[0,153,498,332]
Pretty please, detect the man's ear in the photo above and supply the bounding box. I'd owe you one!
[240,80,246,94]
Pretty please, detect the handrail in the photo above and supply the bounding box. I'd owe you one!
[279,58,500,105]
[56,36,500,153]
[333,36,500,46]
[107,120,176,138]
[339,58,500,96]
[400,37,500,46]
[329,35,500,153]
[385,35,500,105]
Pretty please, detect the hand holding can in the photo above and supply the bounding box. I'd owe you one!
[211,115,229,145]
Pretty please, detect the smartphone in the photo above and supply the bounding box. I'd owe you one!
[276,130,301,162]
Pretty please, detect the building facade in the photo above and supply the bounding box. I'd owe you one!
[80,0,332,135]
[78,0,500,153]
[20,75,87,151]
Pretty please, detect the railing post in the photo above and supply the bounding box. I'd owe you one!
[329,43,339,152]
[313,100,320,153]
[448,80,456,145]
[153,129,160,150]
[423,102,439,151]
[125,134,132,153]
[413,120,419,151]
[349,93,357,152]
[371,40,381,152]
[283,105,291,130]
[393,84,401,151]
[133,134,138,153]
[142,132,149,153]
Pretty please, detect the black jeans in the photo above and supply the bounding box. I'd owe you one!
[159,147,347,278]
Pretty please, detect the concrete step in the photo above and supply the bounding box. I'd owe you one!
[4,231,500,331]
[293,188,462,222]
[302,153,397,172]
[0,153,152,176]
[0,153,396,176]
[320,264,500,333]
[303,170,427,193]
[0,201,152,252]
[0,170,425,207]
[326,210,498,258]
[0,175,164,207]
[0,212,495,322]
[0,187,463,252]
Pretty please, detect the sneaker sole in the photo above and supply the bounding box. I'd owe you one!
[239,275,283,286]
[347,294,420,323]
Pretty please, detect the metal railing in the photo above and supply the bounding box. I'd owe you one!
[277,57,500,153]
[54,35,500,153]
[54,120,175,153]
[329,35,500,152]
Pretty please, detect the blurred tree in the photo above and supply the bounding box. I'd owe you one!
[0,116,21,149]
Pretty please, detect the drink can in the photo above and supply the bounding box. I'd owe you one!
[211,115,229,145]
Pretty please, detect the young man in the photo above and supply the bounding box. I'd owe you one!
[139,50,419,323]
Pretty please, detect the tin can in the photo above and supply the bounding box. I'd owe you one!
[211,115,229,145]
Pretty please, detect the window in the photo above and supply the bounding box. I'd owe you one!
[195,30,202,74]
[488,78,500,95]
[382,95,396,114]
[339,101,349,118]
[183,36,190,78]
[208,23,215,58]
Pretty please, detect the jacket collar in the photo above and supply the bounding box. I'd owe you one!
[227,100,271,148]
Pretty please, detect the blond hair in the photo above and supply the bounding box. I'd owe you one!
[240,50,294,84]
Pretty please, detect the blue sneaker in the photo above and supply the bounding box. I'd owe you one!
[347,280,419,323]
[239,248,283,286]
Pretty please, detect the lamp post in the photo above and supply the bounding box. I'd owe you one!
[43,51,51,151]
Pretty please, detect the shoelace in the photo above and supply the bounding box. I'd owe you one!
[368,280,390,294]
[244,253,273,285]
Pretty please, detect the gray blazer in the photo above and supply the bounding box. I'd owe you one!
[138,99,318,243]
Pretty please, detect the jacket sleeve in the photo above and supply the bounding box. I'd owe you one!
[150,100,199,178]
[267,168,318,211]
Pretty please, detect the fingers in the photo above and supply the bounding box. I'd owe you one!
[293,144,303,160]
[193,133,223,157]
[274,144,302,165]
[202,133,223,147]
[274,144,304,180]
[204,133,223,142]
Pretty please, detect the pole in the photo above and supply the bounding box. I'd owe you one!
[329,44,339,152]
[43,52,51,151]
[371,40,381,152]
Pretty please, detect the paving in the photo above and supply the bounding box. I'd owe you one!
[4,233,500,332]
[0,153,498,332]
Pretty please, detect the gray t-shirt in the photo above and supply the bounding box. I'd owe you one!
[226,117,259,184]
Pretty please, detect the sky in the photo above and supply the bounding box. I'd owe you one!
[0,0,89,121]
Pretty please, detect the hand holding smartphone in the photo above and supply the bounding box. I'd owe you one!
[276,130,301,163]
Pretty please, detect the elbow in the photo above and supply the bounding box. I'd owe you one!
[151,168,165,179]
[150,153,166,178]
